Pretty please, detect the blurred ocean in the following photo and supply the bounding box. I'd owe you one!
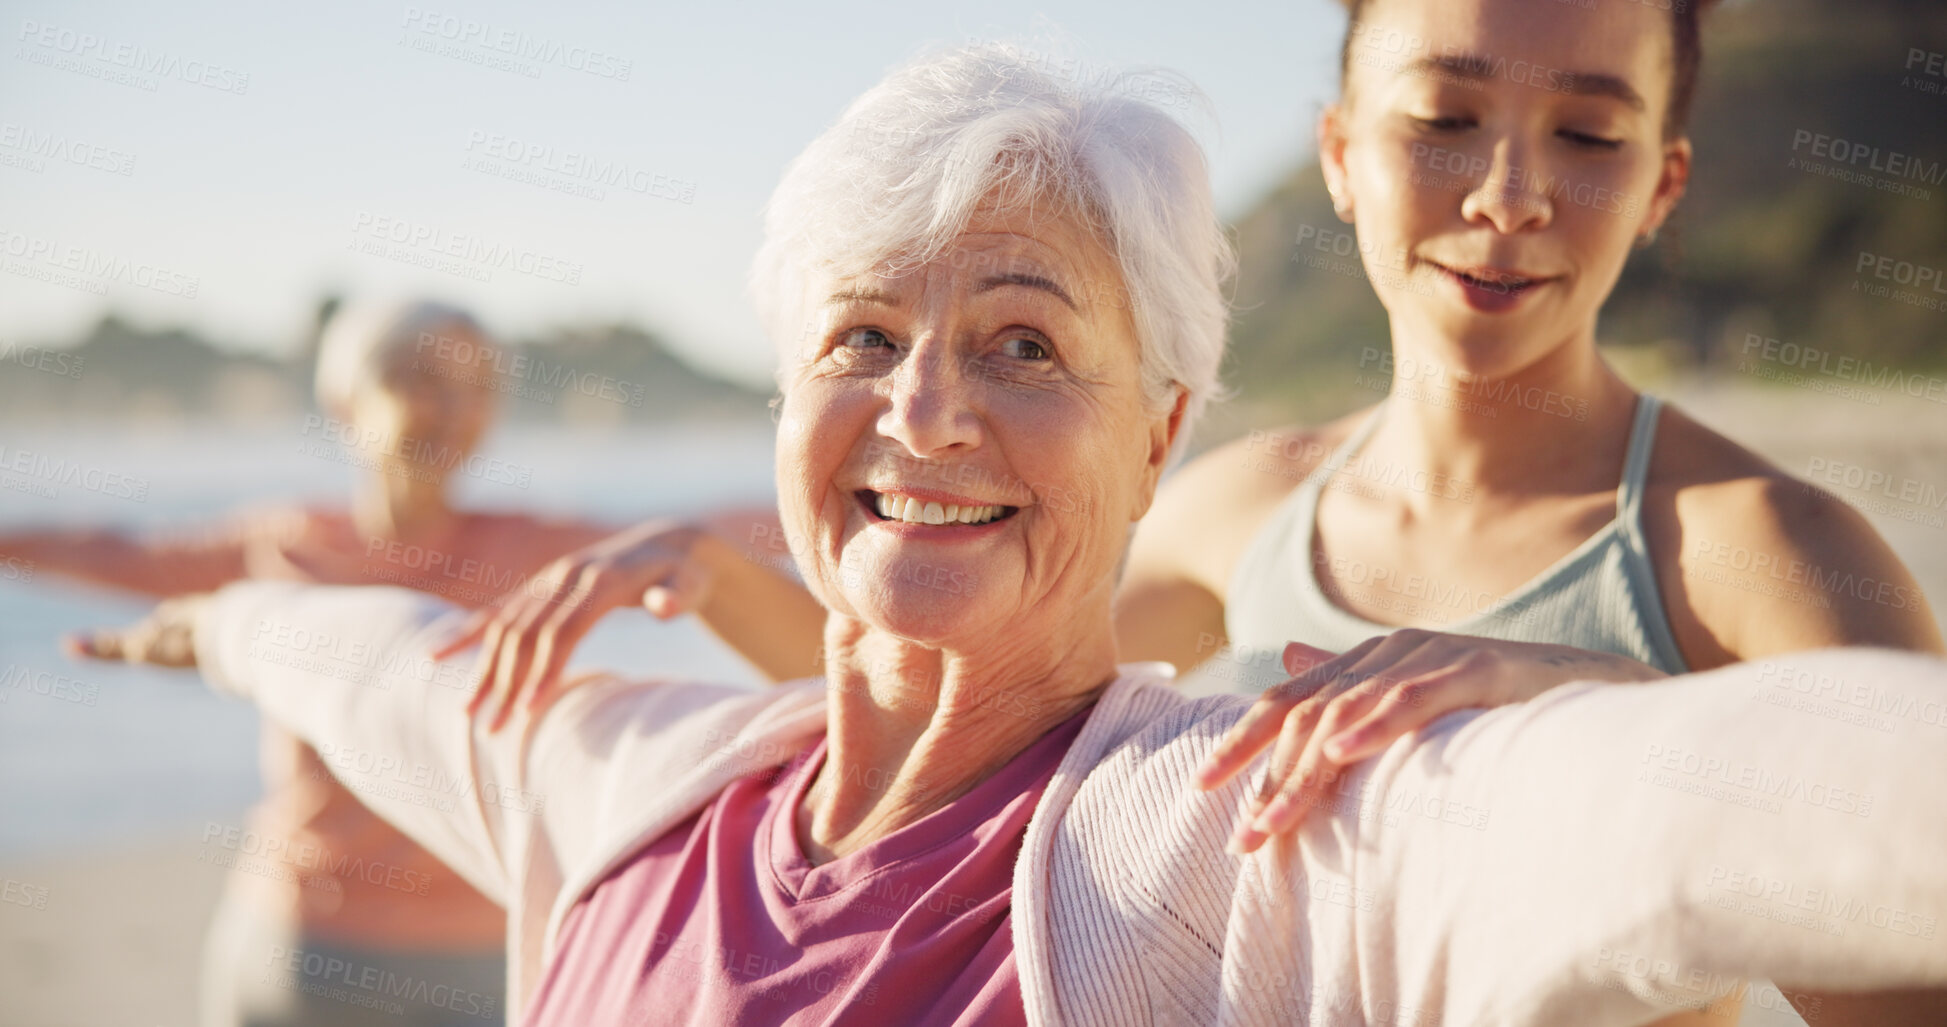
[0,417,779,857]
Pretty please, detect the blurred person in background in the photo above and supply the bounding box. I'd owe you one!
[0,300,785,1026]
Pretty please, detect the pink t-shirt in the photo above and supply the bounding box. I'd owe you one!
[521,705,1092,1026]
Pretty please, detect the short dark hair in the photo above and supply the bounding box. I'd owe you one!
[1336,0,1716,138]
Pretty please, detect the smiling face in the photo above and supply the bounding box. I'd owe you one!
[774,202,1180,650]
[1323,0,1690,375]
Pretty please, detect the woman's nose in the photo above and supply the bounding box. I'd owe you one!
[875,342,981,458]
[1461,138,1553,234]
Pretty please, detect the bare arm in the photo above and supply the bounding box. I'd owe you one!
[687,516,826,683]
[0,523,255,597]
[1650,412,1946,666]
[1116,429,1324,675]
[1114,552,1228,678]
[446,506,830,731]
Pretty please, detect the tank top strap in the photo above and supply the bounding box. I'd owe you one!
[1614,393,1663,523]
[1223,403,1387,641]
[1283,402,1386,542]
[1612,392,1689,673]
[1261,401,1386,544]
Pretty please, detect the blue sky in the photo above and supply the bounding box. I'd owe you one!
[2,0,1344,385]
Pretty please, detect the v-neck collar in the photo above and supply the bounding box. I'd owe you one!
[763,706,1092,902]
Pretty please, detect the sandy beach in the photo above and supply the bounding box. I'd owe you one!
[2,379,1943,1027]
[0,829,235,1027]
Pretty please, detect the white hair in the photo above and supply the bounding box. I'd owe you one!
[750,43,1234,443]
[313,300,487,415]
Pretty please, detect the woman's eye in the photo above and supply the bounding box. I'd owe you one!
[1560,129,1623,151]
[1000,335,1050,361]
[1412,115,1475,133]
[840,327,894,350]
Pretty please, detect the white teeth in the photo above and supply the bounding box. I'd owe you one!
[872,493,1006,526]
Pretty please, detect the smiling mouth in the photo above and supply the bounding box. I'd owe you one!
[859,490,1018,526]
[1429,261,1552,296]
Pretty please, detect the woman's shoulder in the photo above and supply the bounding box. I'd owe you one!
[1641,400,1941,660]
[1176,407,1374,503]
[1644,400,1885,548]
[1135,407,1375,593]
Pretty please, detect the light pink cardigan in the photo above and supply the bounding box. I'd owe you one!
[195,582,1947,1024]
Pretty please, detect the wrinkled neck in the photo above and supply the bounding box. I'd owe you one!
[799,614,1113,864]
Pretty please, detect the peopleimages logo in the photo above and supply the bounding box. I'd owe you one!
[0,444,149,502]
[15,19,250,94]
[0,122,136,176]
[0,341,85,380]
[414,331,646,407]
[1739,332,1947,404]
[0,229,200,298]
[1790,130,1947,185]
[399,7,632,81]
[462,131,695,204]
[348,211,583,286]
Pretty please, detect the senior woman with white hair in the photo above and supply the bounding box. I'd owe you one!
[9,301,776,1025]
[82,46,1947,1025]
[5,301,569,1026]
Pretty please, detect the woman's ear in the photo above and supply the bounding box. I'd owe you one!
[1640,135,1692,243]
[1132,387,1189,521]
[1318,104,1355,224]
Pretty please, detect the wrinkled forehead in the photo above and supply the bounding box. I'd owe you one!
[824,237,1088,307]
[801,202,1129,323]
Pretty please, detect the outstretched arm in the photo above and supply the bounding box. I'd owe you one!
[1280,647,1947,1024]
[0,522,256,596]
[74,580,827,1014]
[441,508,828,731]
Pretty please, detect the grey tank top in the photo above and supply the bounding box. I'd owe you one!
[1214,395,1690,694]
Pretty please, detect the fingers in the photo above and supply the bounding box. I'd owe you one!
[1241,641,1522,849]
[643,556,710,620]
[1193,638,1377,791]
[1227,696,1333,852]
[516,594,598,721]
[463,613,516,717]
[1238,660,1393,849]
[484,585,567,732]
[1192,686,1310,792]
[68,622,168,666]
[1325,659,1491,763]
[1282,641,1337,677]
[63,596,205,670]
[459,526,704,733]
[66,628,125,662]
[1218,631,1452,853]
[461,560,583,724]
[431,609,492,660]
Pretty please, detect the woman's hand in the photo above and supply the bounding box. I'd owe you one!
[1194,629,1666,853]
[434,519,728,732]
[65,594,210,668]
